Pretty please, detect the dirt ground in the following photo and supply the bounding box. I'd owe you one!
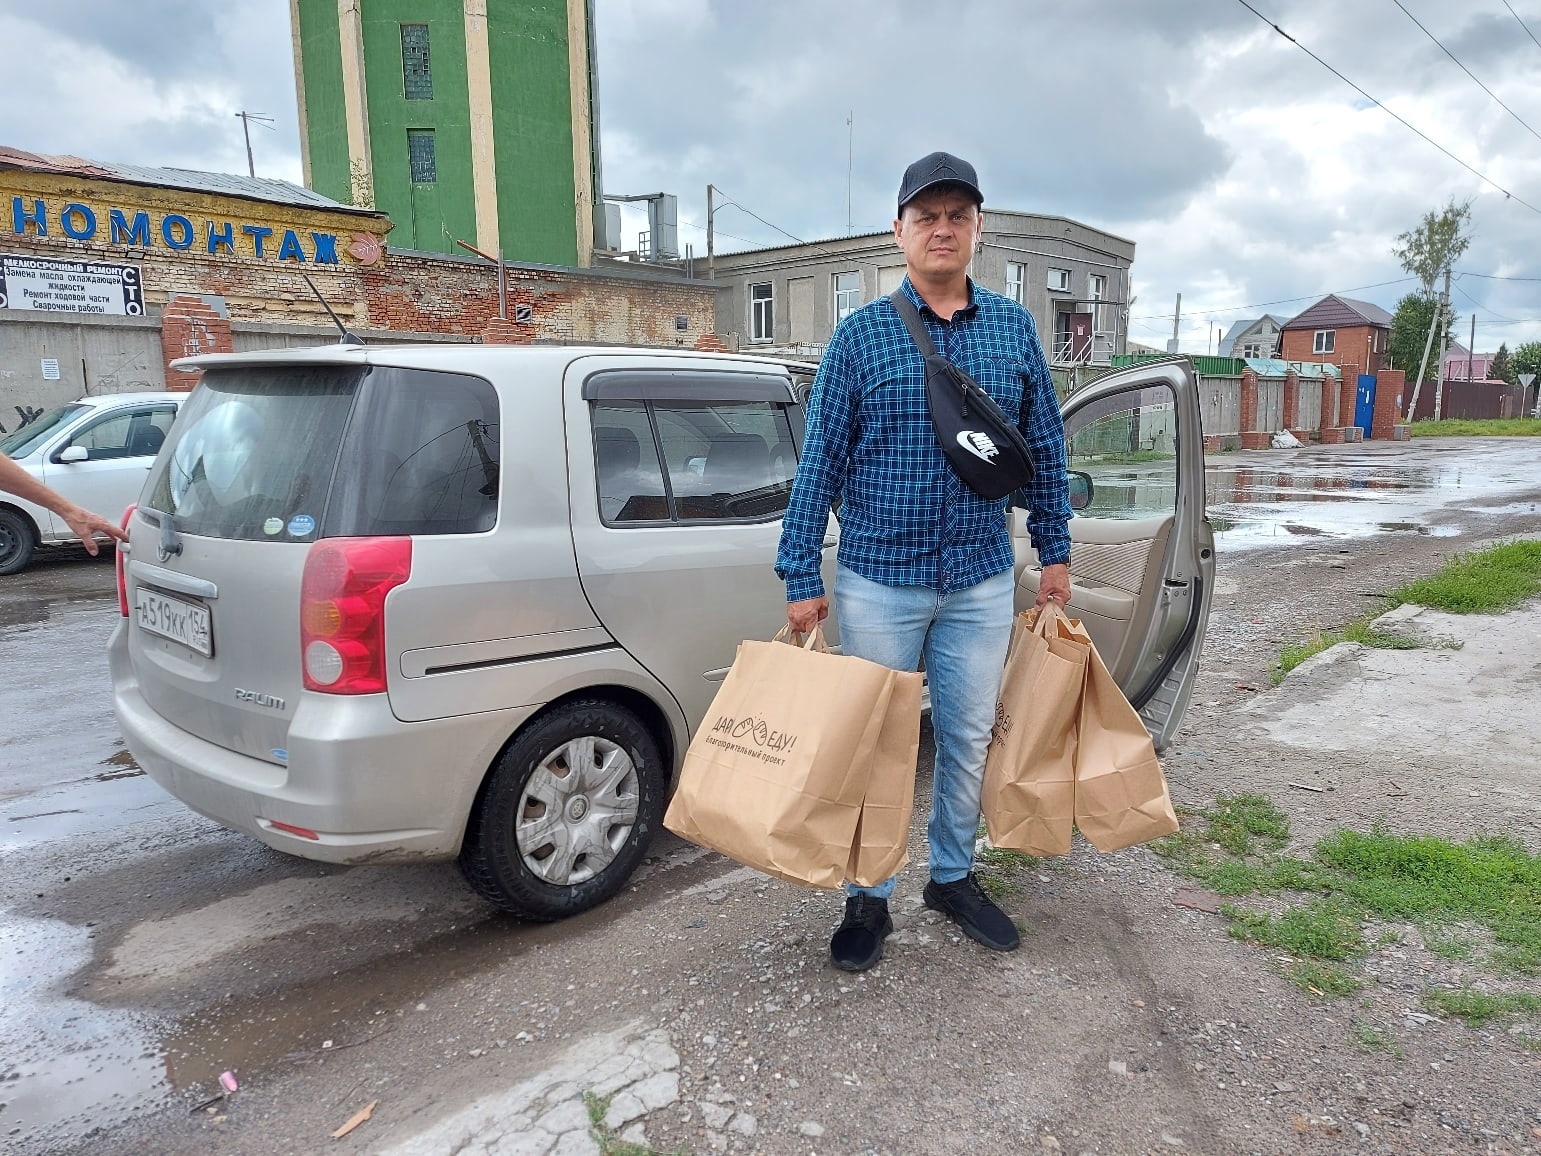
[29,454,1541,1156]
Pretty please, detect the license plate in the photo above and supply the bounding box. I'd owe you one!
[135,589,213,657]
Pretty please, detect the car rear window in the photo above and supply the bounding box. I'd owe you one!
[143,364,500,541]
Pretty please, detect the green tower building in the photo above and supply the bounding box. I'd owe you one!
[289,0,600,265]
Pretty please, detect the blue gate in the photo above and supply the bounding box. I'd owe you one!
[1354,374,1376,434]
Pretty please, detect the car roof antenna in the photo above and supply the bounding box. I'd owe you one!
[299,272,365,346]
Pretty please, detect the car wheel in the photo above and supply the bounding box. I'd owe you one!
[459,699,665,921]
[0,509,36,576]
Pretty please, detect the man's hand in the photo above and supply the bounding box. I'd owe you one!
[787,596,829,635]
[60,505,128,556]
[1035,563,1071,608]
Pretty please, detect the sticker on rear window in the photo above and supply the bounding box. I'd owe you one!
[287,514,316,537]
[263,517,283,536]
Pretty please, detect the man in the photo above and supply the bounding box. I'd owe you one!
[775,151,1072,972]
[0,454,128,555]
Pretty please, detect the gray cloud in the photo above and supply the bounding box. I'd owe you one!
[0,0,1537,348]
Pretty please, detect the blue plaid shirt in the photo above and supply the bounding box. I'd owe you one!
[776,276,1071,602]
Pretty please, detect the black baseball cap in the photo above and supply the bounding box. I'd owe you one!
[897,151,983,214]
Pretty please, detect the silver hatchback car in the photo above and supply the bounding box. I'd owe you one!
[110,344,1213,920]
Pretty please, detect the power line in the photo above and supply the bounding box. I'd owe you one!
[1390,0,1541,147]
[1232,0,1541,216]
[1502,0,1541,51]
[1451,277,1520,322]
[1455,269,1541,282]
[1127,277,1417,321]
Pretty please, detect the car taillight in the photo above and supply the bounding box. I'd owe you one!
[117,504,136,617]
[300,537,411,694]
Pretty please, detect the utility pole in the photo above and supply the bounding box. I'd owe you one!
[234,111,274,178]
[1431,266,1454,421]
[846,112,854,236]
[1467,313,1476,382]
[1406,269,1450,422]
[1168,292,1182,354]
[706,183,716,283]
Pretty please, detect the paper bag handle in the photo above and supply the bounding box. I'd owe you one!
[772,623,832,652]
[1028,601,1069,635]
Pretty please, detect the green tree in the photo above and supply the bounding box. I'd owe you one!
[1393,199,1473,298]
[1490,343,1515,384]
[1513,341,1541,383]
[1388,293,1451,385]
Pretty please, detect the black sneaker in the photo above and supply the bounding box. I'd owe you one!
[829,895,893,972]
[923,874,1021,952]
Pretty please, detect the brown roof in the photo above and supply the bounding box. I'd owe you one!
[0,146,115,177]
[1283,294,1394,331]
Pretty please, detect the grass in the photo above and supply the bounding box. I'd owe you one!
[1154,796,1541,1008]
[1351,1019,1403,1057]
[1420,988,1541,1027]
[1285,960,1364,999]
[1408,418,1541,438]
[974,841,1038,902]
[584,1092,687,1156]
[1272,539,1541,681]
[1424,929,1477,961]
[1386,540,1541,615]
[1226,897,1366,961]
[1273,616,1425,684]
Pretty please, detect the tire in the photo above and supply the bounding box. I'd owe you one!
[459,699,666,921]
[0,509,36,576]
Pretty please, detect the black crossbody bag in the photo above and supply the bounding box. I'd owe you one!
[889,290,1035,500]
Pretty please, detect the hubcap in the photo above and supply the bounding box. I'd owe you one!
[516,734,640,886]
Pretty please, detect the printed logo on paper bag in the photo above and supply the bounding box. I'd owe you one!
[704,714,799,766]
[992,701,1012,745]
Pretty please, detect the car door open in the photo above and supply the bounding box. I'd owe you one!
[1014,359,1215,749]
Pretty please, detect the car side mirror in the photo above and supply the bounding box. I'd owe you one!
[1068,470,1094,511]
[58,445,89,464]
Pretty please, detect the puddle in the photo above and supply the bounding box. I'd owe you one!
[96,749,143,782]
[0,913,167,1152]
[1078,444,1541,550]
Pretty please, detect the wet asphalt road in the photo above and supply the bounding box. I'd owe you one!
[2,436,1539,1154]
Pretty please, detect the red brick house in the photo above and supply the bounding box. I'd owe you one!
[1278,294,1393,380]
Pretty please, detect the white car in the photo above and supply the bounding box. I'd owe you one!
[0,392,184,574]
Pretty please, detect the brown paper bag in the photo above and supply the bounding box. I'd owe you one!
[664,627,923,889]
[846,663,923,884]
[981,604,1087,856]
[1072,641,1179,852]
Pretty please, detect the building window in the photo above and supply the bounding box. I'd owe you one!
[1313,329,1335,355]
[401,24,433,100]
[407,129,437,183]
[1241,342,1262,358]
[1005,262,1025,304]
[833,272,861,324]
[1088,273,1106,303]
[1047,268,1071,293]
[750,283,774,343]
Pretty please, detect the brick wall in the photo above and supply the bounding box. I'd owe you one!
[2,169,721,403]
[1279,324,1383,378]
[1372,369,1405,440]
[160,295,234,390]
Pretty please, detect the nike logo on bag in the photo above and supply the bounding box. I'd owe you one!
[956,430,1000,464]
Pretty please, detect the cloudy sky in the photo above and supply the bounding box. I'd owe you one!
[3,0,1540,353]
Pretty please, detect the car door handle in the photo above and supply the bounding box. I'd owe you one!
[821,538,836,550]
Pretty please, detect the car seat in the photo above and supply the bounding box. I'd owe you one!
[705,433,771,494]
[127,423,166,457]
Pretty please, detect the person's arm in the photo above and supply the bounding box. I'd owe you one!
[776,334,856,625]
[1015,315,1073,604]
[0,454,128,554]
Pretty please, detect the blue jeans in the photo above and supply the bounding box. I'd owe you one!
[834,564,1014,900]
